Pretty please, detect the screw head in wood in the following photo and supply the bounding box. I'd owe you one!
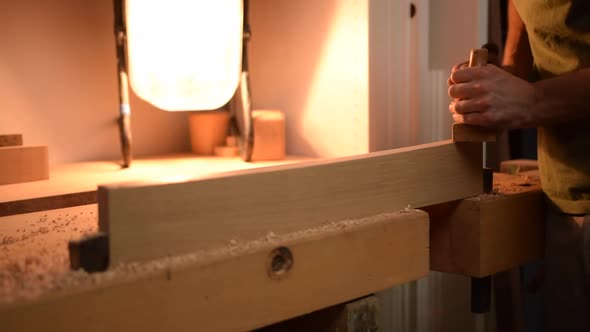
[267,246,293,280]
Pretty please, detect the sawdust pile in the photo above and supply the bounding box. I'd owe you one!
[493,174,541,195]
[0,205,98,303]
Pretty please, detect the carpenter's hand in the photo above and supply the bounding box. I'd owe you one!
[447,64,536,129]
[447,61,468,86]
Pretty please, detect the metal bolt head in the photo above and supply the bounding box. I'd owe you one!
[267,246,293,280]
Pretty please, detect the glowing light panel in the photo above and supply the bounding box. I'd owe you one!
[126,0,243,111]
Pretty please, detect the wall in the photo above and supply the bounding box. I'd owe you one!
[0,0,190,165]
[249,0,369,158]
[1,0,371,164]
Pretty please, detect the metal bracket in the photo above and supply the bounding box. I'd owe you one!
[230,0,254,161]
[69,232,110,272]
[471,275,492,314]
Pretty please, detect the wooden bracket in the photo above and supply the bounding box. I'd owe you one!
[426,173,544,277]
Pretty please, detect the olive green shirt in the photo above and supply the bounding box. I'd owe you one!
[513,0,590,214]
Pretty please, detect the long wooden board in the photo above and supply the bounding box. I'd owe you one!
[427,173,544,277]
[0,145,49,185]
[0,155,310,217]
[0,211,429,332]
[99,140,482,265]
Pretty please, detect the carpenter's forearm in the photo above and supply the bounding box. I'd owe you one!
[502,0,533,79]
[532,69,590,125]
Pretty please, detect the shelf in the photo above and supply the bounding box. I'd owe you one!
[0,154,313,217]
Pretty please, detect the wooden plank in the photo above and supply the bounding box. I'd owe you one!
[0,134,23,147]
[258,295,380,331]
[99,140,482,265]
[452,123,497,142]
[0,210,428,332]
[0,146,49,185]
[426,173,544,277]
[0,154,311,217]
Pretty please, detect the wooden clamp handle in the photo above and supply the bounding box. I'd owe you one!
[469,48,488,67]
[452,48,497,142]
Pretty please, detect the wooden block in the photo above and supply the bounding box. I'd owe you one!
[0,134,23,147]
[0,146,49,185]
[213,145,239,157]
[500,159,538,175]
[426,173,544,277]
[251,109,286,161]
[0,211,428,332]
[452,123,497,142]
[99,140,482,265]
[258,295,380,331]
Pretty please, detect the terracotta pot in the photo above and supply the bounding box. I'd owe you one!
[188,111,230,155]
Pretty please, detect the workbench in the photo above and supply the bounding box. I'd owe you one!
[0,148,544,331]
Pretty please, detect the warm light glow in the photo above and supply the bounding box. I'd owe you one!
[125,0,243,111]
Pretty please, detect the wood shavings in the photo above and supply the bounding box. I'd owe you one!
[0,207,423,305]
[0,205,98,303]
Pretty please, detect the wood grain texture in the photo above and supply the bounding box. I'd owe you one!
[0,154,310,217]
[452,123,497,142]
[0,211,428,332]
[427,173,544,277]
[0,134,23,147]
[0,146,49,185]
[99,140,482,265]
